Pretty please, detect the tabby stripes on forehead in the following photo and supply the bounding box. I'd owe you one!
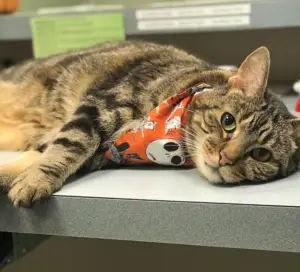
[258,126,270,137]
[239,110,253,123]
[260,130,273,145]
[248,114,258,129]
[248,112,268,131]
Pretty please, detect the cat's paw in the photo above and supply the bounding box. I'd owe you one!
[8,170,58,207]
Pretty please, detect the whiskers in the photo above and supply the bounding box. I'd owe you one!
[180,131,200,161]
[182,107,200,115]
[181,127,198,140]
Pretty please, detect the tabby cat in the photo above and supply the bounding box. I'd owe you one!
[0,41,299,207]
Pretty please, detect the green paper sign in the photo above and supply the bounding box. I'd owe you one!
[31,13,125,58]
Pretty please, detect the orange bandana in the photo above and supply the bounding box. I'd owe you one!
[105,84,211,167]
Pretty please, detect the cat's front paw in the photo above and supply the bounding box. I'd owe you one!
[8,170,59,207]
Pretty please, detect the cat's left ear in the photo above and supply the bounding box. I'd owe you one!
[228,47,270,97]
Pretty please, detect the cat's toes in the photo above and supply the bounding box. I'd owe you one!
[8,172,56,207]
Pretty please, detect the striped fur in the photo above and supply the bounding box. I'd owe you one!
[0,41,299,207]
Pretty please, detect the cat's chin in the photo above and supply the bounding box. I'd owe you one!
[190,140,241,184]
[194,154,223,183]
[194,155,241,184]
[196,164,223,184]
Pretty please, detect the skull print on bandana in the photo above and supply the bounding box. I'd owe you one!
[146,139,185,166]
[105,84,212,167]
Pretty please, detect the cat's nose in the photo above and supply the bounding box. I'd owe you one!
[219,151,234,166]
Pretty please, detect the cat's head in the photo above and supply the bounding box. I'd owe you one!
[186,47,300,183]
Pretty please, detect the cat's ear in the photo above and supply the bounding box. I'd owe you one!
[228,47,270,97]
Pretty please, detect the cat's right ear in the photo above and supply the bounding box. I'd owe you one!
[228,47,270,98]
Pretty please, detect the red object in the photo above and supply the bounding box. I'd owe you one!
[295,97,300,112]
[105,85,210,167]
[0,0,19,13]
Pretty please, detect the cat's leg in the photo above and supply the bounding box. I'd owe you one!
[6,103,103,207]
[0,117,135,194]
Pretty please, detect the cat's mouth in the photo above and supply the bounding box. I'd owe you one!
[202,157,240,184]
[191,141,235,183]
[195,156,223,183]
[205,161,244,184]
[204,161,219,169]
[205,161,225,179]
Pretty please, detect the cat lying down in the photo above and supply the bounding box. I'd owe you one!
[0,41,299,207]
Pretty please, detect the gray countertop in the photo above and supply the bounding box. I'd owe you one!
[1,95,300,253]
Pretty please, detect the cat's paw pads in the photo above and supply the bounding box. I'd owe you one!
[8,172,56,207]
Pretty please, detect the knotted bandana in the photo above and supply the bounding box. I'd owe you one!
[105,84,211,167]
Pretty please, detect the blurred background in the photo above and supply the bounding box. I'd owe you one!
[1,0,300,271]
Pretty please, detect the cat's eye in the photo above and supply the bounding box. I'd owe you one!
[221,112,236,133]
[250,148,271,162]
